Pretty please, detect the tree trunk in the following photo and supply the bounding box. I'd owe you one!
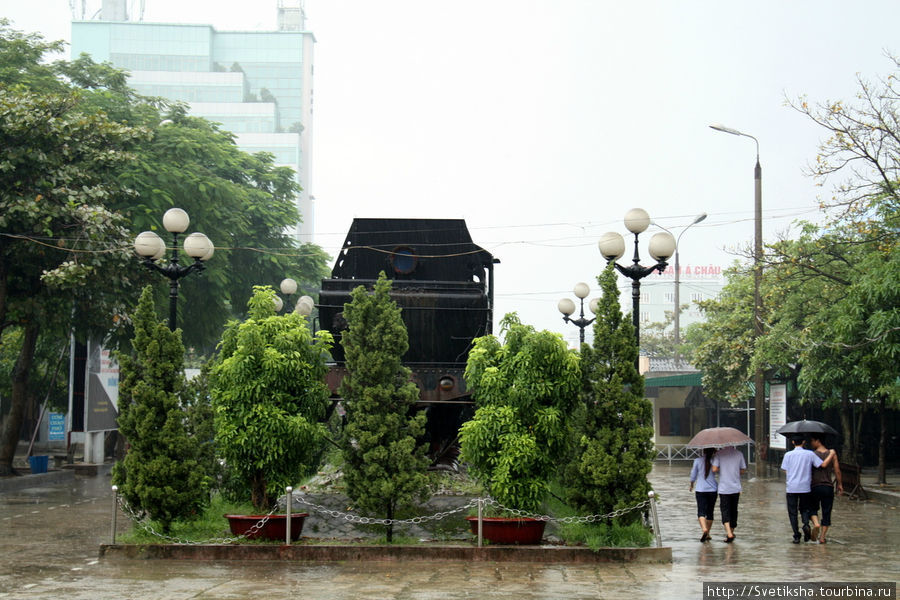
[0,321,40,476]
[386,501,394,543]
[839,389,856,465]
[877,395,887,485]
[250,471,268,512]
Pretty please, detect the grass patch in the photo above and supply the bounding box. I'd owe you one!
[116,494,255,544]
[544,483,654,550]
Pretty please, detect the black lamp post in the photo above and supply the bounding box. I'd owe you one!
[558,282,597,346]
[598,208,676,370]
[133,208,214,331]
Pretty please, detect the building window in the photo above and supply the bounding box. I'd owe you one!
[691,292,704,303]
[664,292,675,303]
[641,292,651,303]
[658,407,691,436]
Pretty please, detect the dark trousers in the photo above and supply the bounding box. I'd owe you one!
[810,484,835,527]
[719,493,740,528]
[786,492,813,536]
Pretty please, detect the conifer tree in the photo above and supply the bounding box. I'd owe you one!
[339,273,429,542]
[112,287,211,532]
[563,263,654,525]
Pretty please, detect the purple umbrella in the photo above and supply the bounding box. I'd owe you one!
[687,427,754,449]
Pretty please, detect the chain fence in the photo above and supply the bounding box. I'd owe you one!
[111,487,659,545]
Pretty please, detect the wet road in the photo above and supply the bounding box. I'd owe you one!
[1,465,897,599]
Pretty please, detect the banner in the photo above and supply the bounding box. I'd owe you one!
[769,383,787,450]
[85,339,119,432]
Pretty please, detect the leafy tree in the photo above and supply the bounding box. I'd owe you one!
[111,287,211,532]
[339,273,430,542]
[460,313,580,514]
[563,264,654,525]
[211,286,332,511]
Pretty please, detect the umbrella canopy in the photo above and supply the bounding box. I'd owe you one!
[776,420,839,437]
[687,427,754,449]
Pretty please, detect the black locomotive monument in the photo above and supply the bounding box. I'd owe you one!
[318,218,498,469]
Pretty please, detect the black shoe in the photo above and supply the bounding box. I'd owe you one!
[793,535,801,544]
[802,525,811,542]
[700,532,710,542]
[725,535,735,543]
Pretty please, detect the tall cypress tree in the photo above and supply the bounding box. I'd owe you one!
[112,286,211,532]
[563,263,654,525]
[339,272,429,542]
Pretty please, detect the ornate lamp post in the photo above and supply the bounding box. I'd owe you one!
[710,123,765,476]
[133,208,214,331]
[652,212,707,367]
[279,278,298,312]
[597,208,676,370]
[557,282,598,346]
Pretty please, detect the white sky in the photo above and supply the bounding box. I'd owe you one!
[3,0,898,342]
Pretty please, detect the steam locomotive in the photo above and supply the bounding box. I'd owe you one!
[317,218,498,469]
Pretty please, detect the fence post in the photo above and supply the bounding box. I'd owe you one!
[110,485,118,545]
[648,490,661,548]
[477,498,483,548]
[285,486,293,546]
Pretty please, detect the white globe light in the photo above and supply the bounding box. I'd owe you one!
[183,232,213,259]
[648,232,676,262]
[162,208,190,233]
[573,282,590,299]
[557,298,576,317]
[273,296,284,312]
[134,231,164,258]
[597,232,625,261]
[200,244,214,261]
[624,208,651,234]
[589,298,600,314]
[280,278,298,295]
[295,297,314,316]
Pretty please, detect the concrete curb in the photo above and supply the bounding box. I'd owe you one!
[100,543,672,564]
[0,469,74,493]
[862,487,900,507]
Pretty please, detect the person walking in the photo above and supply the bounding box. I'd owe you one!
[780,437,824,543]
[711,445,746,543]
[690,447,718,542]
[808,434,842,544]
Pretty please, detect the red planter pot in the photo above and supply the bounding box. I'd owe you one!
[224,513,309,541]
[466,516,546,545]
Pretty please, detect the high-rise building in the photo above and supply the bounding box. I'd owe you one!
[71,0,316,242]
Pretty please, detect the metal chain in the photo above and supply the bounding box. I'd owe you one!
[117,496,280,545]
[290,494,481,526]
[480,497,652,524]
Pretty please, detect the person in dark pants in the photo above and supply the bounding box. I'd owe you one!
[808,434,842,544]
[711,445,746,543]
[690,447,718,542]
[780,437,824,543]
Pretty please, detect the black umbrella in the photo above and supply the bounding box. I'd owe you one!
[776,420,839,437]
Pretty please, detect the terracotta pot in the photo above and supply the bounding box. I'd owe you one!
[465,516,546,545]
[224,513,308,541]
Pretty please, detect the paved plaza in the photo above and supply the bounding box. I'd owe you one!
[0,463,897,599]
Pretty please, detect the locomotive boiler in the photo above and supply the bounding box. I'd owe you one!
[317,218,498,469]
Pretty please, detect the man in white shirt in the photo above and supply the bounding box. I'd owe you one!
[780,437,824,543]
[711,445,746,543]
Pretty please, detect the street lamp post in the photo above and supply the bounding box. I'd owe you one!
[279,278,298,312]
[557,282,599,346]
[652,213,707,367]
[598,208,676,371]
[710,123,765,476]
[133,208,214,331]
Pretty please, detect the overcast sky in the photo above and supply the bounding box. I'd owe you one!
[4,0,898,342]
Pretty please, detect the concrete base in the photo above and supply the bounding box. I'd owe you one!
[100,543,672,564]
[0,469,74,492]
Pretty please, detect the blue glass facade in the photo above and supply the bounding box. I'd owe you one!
[71,18,315,240]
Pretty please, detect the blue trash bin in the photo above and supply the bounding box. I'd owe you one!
[28,455,49,474]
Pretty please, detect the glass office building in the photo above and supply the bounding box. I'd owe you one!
[71,1,316,241]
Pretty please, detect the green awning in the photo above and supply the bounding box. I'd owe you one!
[644,372,703,387]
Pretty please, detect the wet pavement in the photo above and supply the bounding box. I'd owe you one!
[1,464,897,599]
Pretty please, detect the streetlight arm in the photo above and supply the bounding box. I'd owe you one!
[140,257,206,281]
[611,259,667,281]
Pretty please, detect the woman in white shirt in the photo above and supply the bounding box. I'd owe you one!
[689,447,718,542]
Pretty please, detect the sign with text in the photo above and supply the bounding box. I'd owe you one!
[48,412,65,441]
[85,339,119,432]
[769,383,787,450]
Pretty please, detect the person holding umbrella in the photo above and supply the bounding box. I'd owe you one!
[712,445,746,543]
[781,436,824,543]
[689,447,718,542]
[808,434,842,544]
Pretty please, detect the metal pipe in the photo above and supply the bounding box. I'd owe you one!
[285,486,293,545]
[110,485,118,545]
[477,498,483,548]
[648,490,661,548]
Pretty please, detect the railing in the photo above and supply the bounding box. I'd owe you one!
[655,444,701,464]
